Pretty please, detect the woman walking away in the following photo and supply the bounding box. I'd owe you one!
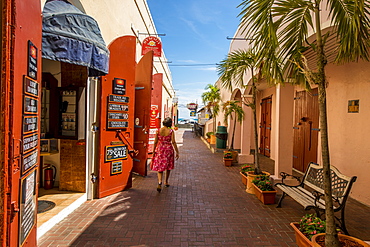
[151,117,179,192]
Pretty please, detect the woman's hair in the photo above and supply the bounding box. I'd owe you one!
[162,117,172,128]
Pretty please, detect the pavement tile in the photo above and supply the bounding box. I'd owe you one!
[38,129,370,246]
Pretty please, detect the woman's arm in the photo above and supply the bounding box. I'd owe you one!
[152,130,159,155]
[171,131,179,160]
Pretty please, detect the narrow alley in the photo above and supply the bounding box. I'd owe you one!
[38,129,370,247]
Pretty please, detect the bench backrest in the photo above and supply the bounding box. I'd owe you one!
[302,162,357,204]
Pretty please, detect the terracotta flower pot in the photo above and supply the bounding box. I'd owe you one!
[240,172,248,186]
[311,233,369,247]
[246,171,270,194]
[252,183,276,204]
[290,222,312,247]
[224,158,232,167]
[210,135,216,144]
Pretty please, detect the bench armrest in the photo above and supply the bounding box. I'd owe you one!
[280,172,301,184]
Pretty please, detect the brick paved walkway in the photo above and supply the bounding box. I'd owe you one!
[38,129,370,247]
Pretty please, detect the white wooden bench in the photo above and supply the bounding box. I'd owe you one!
[275,162,357,235]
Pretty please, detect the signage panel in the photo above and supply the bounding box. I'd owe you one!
[112,78,126,95]
[108,112,129,120]
[24,76,39,98]
[22,149,38,173]
[27,41,38,79]
[108,103,129,112]
[23,116,38,134]
[141,36,162,57]
[107,120,129,129]
[23,133,38,154]
[19,169,37,246]
[109,94,129,103]
[111,160,123,175]
[105,145,128,162]
[24,96,38,114]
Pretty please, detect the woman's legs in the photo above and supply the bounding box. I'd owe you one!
[165,170,171,186]
[157,171,163,184]
[157,172,163,192]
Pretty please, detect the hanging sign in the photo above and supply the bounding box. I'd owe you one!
[141,36,162,57]
[187,103,198,110]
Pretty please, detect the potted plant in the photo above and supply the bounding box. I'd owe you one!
[223,150,233,167]
[201,84,221,145]
[290,214,326,247]
[291,214,368,247]
[240,164,253,186]
[205,131,214,143]
[251,175,276,204]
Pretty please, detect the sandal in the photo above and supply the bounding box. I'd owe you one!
[157,183,162,192]
[165,184,170,187]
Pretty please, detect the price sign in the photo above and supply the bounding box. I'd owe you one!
[105,145,128,162]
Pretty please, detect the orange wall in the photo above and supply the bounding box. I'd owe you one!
[325,61,370,205]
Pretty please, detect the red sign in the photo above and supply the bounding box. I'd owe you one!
[187,103,198,110]
[142,36,162,57]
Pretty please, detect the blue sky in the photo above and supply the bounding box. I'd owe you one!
[147,0,241,119]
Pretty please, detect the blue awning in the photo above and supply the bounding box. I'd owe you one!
[42,0,109,76]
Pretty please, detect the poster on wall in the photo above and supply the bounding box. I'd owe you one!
[148,105,160,153]
[19,169,37,246]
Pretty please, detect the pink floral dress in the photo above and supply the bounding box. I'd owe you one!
[151,129,175,172]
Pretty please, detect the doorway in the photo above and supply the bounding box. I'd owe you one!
[292,88,319,172]
[259,97,272,157]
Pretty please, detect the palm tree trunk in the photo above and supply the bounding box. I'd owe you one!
[230,116,236,149]
[314,4,339,247]
[251,70,261,174]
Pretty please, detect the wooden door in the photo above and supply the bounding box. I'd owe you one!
[293,89,319,172]
[97,36,136,198]
[2,0,42,246]
[133,51,153,176]
[259,97,272,157]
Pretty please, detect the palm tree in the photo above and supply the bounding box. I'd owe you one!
[201,84,221,134]
[217,49,263,174]
[222,100,244,150]
[239,0,370,246]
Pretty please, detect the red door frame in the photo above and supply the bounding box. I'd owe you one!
[133,51,154,176]
[2,0,42,246]
[97,36,136,198]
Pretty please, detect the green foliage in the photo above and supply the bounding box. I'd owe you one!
[240,164,254,174]
[223,151,233,159]
[252,175,274,191]
[299,214,326,240]
[206,132,214,138]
